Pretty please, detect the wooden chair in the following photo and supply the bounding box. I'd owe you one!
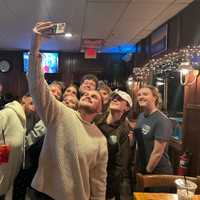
[136,173,200,194]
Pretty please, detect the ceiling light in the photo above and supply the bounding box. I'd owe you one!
[156,81,165,86]
[178,61,199,86]
[156,77,164,81]
[128,76,133,81]
[65,32,72,38]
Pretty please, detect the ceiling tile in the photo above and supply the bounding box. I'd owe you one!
[148,2,191,28]
[135,0,174,2]
[88,0,130,2]
[0,0,86,51]
[123,1,173,20]
[0,0,194,51]
[83,1,128,38]
[175,0,193,3]
[110,19,149,41]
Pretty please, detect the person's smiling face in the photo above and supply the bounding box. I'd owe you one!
[79,79,96,94]
[79,90,102,113]
[63,86,77,98]
[137,87,157,109]
[99,89,110,105]
[109,94,129,114]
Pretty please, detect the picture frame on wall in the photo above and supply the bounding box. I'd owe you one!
[150,24,168,56]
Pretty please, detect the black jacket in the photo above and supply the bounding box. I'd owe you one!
[95,112,132,199]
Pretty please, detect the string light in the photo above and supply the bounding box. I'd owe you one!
[132,45,200,82]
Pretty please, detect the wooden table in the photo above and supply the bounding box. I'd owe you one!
[134,192,200,200]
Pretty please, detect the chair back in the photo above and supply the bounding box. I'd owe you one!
[136,173,200,194]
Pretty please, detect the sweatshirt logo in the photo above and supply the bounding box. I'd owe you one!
[142,125,151,135]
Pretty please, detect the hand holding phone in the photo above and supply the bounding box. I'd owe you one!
[33,22,66,36]
[43,23,66,35]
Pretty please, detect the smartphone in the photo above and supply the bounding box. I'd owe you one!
[44,23,66,35]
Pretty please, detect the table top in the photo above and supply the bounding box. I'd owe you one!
[134,192,200,200]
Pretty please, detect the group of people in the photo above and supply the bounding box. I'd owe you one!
[0,21,173,200]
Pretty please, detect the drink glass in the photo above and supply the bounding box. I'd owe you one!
[0,144,11,164]
[175,178,197,200]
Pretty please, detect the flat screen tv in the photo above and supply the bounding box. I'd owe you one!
[23,52,59,73]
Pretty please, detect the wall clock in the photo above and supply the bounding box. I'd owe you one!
[0,60,11,73]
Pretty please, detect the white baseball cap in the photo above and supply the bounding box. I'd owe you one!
[112,89,132,108]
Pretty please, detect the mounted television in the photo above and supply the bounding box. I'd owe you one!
[23,52,59,73]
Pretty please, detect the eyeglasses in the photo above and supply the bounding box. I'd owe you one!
[111,95,123,101]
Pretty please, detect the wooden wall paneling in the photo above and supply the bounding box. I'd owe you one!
[0,51,27,98]
[183,104,200,176]
[0,51,128,96]
[168,138,182,174]
[184,74,200,106]
[59,52,128,87]
[182,73,200,176]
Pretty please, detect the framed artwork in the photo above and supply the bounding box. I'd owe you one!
[150,24,168,56]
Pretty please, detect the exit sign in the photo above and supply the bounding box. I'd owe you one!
[84,48,97,59]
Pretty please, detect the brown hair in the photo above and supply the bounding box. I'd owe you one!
[50,81,65,92]
[98,84,112,95]
[80,74,98,89]
[63,83,79,97]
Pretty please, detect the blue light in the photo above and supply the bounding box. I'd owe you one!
[101,43,136,53]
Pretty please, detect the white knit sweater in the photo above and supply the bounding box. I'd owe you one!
[0,101,26,195]
[27,54,108,200]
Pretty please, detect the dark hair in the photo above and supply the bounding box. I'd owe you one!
[80,74,98,89]
[63,83,79,98]
[18,92,32,103]
[0,93,18,108]
[23,92,31,97]
[64,83,78,93]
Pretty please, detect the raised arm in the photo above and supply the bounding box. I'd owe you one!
[27,22,62,126]
[25,120,46,149]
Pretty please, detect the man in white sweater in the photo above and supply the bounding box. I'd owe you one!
[0,94,35,200]
[27,21,108,200]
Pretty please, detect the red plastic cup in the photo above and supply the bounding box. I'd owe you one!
[0,144,11,164]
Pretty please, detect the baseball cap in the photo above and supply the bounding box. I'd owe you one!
[112,89,132,108]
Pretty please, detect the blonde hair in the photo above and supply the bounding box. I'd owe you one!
[140,84,162,109]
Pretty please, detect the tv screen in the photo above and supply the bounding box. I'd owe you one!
[23,52,59,73]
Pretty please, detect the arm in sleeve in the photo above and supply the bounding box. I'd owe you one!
[27,33,62,126]
[146,117,172,173]
[0,110,10,194]
[25,120,46,149]
[146,140,167,173]
[90,139,108,200]
[117,131,132,198]
[0,111,6,141]
[116,131,131,179]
